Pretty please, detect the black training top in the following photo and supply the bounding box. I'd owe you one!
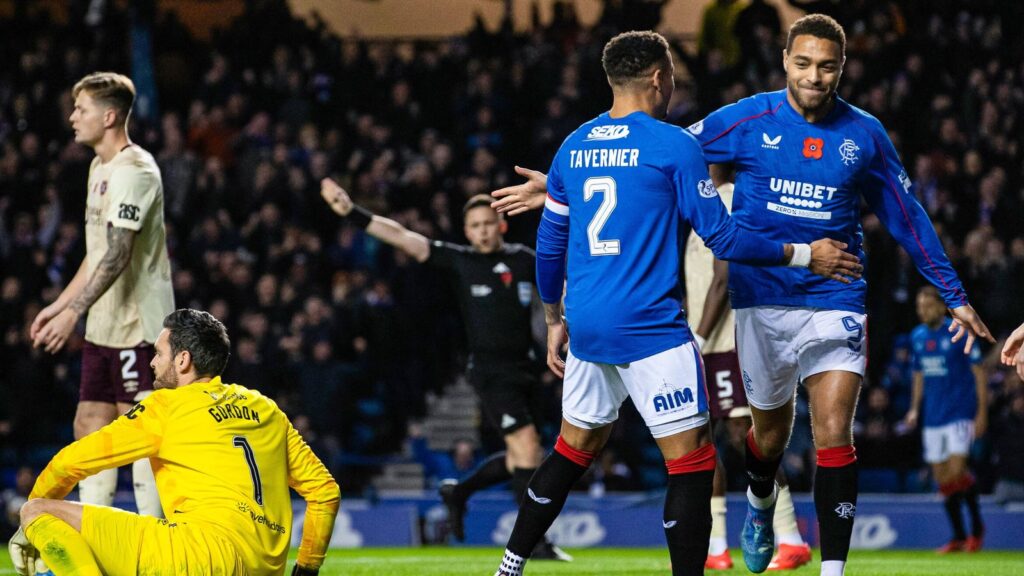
[428,240,536,360]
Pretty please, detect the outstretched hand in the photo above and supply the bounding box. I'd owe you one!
[1002,322,1024,380]
[949,305,995,355]
[490,166,548,216]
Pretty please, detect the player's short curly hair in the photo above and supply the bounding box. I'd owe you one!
[602,31,671,87]
[72,72,136,123]
[163,309,231,377]
[787,14,846,55]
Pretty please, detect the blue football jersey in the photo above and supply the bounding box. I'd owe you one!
[688,90,968,313]
[910,319,981,427]
[536,111,784,364]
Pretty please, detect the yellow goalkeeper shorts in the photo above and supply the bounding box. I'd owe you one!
[81,505,247,575]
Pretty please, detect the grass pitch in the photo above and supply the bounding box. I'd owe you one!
[1,547,1021,574]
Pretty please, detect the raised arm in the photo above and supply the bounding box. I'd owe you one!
[320,178,430,262]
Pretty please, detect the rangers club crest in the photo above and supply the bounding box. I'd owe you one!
[839,138,860,166]
[835,502,856,519]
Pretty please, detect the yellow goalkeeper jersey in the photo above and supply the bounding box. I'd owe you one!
[30,377,340,575]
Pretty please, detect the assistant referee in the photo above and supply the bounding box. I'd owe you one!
[320,178,567,561]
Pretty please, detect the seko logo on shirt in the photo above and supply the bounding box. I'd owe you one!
[585,125,630,141]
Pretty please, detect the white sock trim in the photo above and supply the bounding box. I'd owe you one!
[132,458,164,518]
[747,484,778,510]
[821,559,846,576]
[78,468,117,506]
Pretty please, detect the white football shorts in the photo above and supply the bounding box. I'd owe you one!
[734,306,867,410]
[562,341,709,438]
[923,419,974,464]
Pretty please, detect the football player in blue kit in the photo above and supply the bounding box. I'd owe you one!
[490,14,992,576]
[904,286,987,553]
[492,30,860,576]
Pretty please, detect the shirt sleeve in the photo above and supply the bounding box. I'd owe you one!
[860,121,969,309]
[687,96,768,164]
[426,240,467,269]
[536,150,570,304]
[30,392,167,500]
[286,419,341,570]
[672,133,784,265]
[106,162,159,232]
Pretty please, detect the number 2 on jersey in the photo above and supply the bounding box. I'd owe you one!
[584,176,620,256]
[233,436,264,505]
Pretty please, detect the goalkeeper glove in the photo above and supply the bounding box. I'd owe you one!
[291,565,319,576]
[8,527,39,576]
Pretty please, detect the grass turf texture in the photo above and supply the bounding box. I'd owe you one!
[4,547,1022,575]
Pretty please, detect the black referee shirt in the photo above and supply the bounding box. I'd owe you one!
[428,240,536,360]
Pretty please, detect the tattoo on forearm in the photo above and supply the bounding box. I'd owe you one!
[543,302,562,325]
[70,227,136,315]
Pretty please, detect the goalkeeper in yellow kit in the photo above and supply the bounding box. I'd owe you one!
[9,309,340,575]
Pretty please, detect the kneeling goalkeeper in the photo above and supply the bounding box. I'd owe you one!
[9,309,340,576]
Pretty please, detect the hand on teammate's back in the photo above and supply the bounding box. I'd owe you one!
[807,239,862,284]
[949,305,995,355]
[1000,321,1024,379]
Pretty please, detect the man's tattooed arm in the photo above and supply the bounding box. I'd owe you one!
[69,226,137,316]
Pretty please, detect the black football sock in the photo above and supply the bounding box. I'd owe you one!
[815,446,858,563]
[664,444,716,576]
[961,475,984,538]
[943,491,967,541]
[746,430,782,499]
[455,451,511,500]
[511,467,536,505]
[505,438,593,557]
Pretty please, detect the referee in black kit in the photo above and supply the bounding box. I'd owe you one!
[321,178,569,561]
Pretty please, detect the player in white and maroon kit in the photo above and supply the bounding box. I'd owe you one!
[30,72,173,519]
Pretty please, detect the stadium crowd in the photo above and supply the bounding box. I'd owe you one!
[0,0,1022,527]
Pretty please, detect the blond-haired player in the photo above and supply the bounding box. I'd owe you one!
[10,309,340,575]
[685,181,811,571]
[29,72,174,517]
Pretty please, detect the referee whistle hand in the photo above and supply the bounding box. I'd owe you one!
[949,305,995,355]
[320,178,353,217]
[546,322,567,379]
[808,239,862,284]
[490,166,548,216]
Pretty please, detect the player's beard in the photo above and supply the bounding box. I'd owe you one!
[155,365,179,389]
[788,79,835,115]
